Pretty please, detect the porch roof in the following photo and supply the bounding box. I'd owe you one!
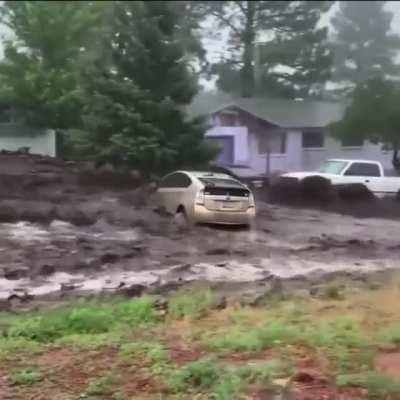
[188,91,346,129]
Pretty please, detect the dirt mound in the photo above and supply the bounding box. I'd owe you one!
[337,183,376,202]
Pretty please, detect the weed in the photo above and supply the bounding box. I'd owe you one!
[0,337,43,359]
[337,371,400,399]
[169,288,214,320]
[55,332,120,350]
[169,358,221,392]
[85,375,115,396]
[119,341,169,375]
[5,297,158,343]
[324,283,344,300]
[209,320,298,352]
[235,359,293,383]
[11,368,43,386]
[379,325,400,348]
[212,372,242,400]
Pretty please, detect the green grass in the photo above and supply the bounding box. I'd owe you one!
[337,372,400,399]
[0,337,44,360]
[11,368,43,386]
[2,296,158,344]
[378,325,400,349]
[85,374,115,397]
[207,320,299,352]
[119,341,170,375]
[168,288,215,320]
[168,358,292,399]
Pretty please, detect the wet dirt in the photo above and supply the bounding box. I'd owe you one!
[0,153,400,307]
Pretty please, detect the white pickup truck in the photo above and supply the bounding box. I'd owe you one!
[281,159,400,198]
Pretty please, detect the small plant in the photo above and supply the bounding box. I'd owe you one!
[5,297,158,343]
[85,375,115,396]
[209,320,298,352]
[337,371,400,399]
[119,341,169,375]
[235,359,293,383]
[11,368,43,386]
[324,283,344,300]
[169,358,221,392]
[379,325,400,348]
[169,288,215,320]
[0,337,43,359]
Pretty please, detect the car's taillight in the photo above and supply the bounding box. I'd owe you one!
[195,189,205,205]
[249,193,255,208]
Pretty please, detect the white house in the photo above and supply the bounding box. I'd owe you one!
[189,92,393,175]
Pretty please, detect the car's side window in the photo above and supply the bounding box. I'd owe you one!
[175,173,192,188]
[344,163,380,177]
[159,173,192,188]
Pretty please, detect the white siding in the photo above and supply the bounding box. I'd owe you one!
[0,129,56,157]
[205,126,249,165]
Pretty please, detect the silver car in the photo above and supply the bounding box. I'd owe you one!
[157,171,256,225]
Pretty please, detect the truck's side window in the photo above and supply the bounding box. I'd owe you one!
[344,163,380,177]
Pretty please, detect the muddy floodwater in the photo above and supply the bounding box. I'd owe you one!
[1,201,400,302]
[0,152,399,307]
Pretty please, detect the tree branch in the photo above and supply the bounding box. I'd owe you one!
[209,9,241,36]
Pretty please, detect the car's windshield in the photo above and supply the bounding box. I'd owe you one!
[199,178,244,188]
[318,160,349,175]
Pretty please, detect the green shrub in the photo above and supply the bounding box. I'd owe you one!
[169,288,214,320]
[169,359,221,391]
[11,368,43,386]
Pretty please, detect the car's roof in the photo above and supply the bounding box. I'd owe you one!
[177,170,235,179]
[327,159,381,164]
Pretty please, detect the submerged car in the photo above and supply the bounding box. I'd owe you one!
[157,171,256,225]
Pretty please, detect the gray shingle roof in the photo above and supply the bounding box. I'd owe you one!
[188,91,346,128]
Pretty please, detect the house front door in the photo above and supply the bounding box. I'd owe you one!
[207,136,234,165]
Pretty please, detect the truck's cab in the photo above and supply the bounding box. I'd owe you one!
[282,159,400,197]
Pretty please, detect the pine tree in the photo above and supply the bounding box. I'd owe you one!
[330,1,400,97]
[199,1,332,98]
[75,1,216,175]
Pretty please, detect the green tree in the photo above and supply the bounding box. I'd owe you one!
[0,1,105,130]
[330,1,400,98]
[331,78,400,169]
[199,1,332,98]
[74,1,216,175]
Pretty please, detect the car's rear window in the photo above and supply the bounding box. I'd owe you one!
[199,178,244,188]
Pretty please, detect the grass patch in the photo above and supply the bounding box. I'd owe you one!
[0,337,44,359]
[168,288,215,320]
[208,320,299,352]
[337,371,400,399]
[85,374,115,397]
[378,325,400,349]
[11,368,43,386]
[169,358,292,399]
[55,332,121,350]
[3,296,158,343]
[119,341,169,375]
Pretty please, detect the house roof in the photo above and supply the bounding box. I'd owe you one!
[0,123,44,137]
[188,91,346,128]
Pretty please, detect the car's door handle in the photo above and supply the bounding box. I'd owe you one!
[365,180,370,183]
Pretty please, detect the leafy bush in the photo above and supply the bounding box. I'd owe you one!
[11,369,43,386]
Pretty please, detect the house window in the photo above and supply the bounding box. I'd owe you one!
[258,132,286,154]
[341,136,364,147]
[302,131,324,148]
